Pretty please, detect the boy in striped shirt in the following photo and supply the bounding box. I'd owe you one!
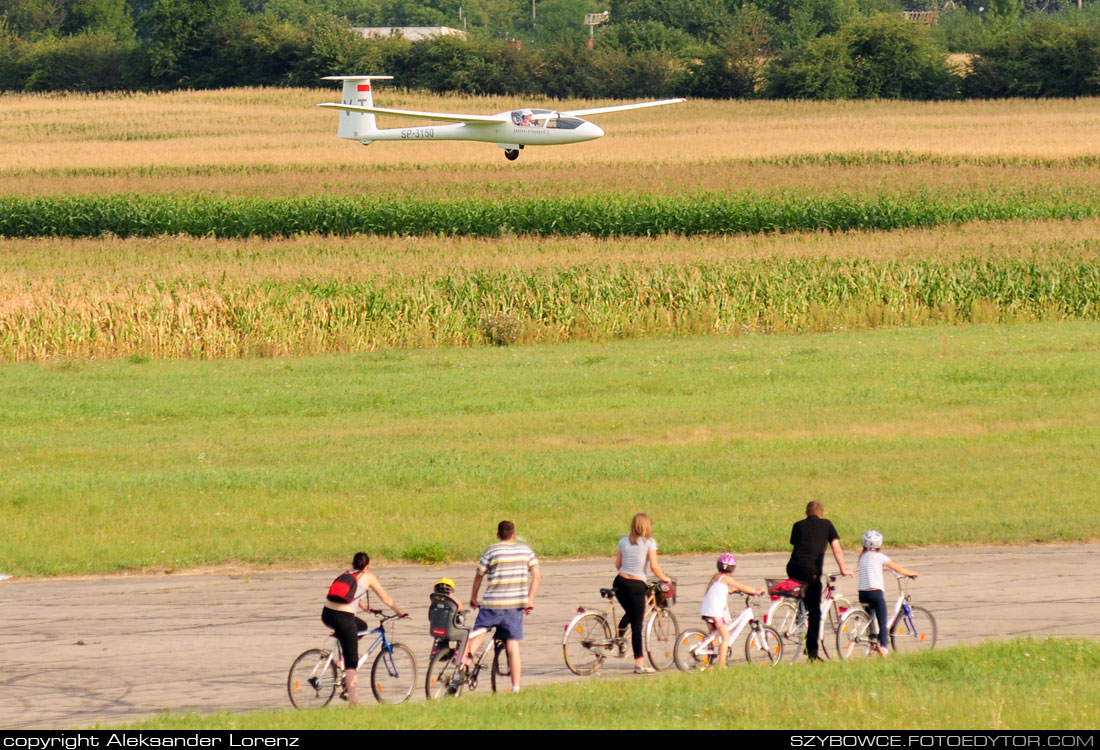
[467,520,541,693]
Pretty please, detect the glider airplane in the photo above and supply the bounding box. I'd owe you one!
[318,75,685,160]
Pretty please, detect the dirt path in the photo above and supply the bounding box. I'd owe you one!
[1,544,1097,729]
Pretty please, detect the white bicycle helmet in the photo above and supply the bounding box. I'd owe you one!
[862,529,883,550]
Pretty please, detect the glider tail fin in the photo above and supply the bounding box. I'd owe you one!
[322,75,393,141]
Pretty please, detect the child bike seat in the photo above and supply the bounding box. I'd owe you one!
[428,593,469,642]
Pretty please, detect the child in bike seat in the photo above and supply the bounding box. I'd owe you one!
[428,578,468,644]
[700,553,765,668]
[858,530,918,658]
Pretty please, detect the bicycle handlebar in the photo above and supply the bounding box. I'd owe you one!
[368,609,408,622]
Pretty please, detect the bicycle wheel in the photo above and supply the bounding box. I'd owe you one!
[370,642,417,704]
[424,647,460,700]
[563,613,613,676]
[673,628,714,673]
[287,649,340,709]
[744,626,784,666]
[891,605,937,654]
[836,609,876,661]
[769,600,805,663]
[491,641,511,693]
[644,607,679,671]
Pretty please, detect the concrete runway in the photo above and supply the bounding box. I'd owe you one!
[1,544,1097,728]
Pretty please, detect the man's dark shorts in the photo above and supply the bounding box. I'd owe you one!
[473,607,524,640]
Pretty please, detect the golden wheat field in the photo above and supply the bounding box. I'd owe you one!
[3,89,1100,197]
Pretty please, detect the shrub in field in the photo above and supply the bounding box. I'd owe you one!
[479,311,524,346]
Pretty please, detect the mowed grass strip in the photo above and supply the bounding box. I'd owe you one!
[5,189,1100,238]
[3,223,1099,361]
[116,639,1099,730]
[2,323,1098,576]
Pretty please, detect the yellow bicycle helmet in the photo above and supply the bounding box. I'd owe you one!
[434,578,456,594]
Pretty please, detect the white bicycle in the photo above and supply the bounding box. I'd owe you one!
[764,574,852,661]
[673,593,784,671]
[836,573,937,659]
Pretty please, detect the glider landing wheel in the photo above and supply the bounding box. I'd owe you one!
[504,149,520,161]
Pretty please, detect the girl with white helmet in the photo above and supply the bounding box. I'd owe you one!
[858,530,919,657]
[699,553,765,668]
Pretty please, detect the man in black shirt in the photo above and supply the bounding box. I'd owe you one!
[786,500,852,660]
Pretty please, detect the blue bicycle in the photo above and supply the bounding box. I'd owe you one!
[288,609,417,707]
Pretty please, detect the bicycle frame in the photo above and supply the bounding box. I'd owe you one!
[872,574,919,635]
[459,626,500,668]
[428,623,506,695]
[765,573,849,658]
[561,589,659,650]
[326,621,390,671]
[697,596,764,654]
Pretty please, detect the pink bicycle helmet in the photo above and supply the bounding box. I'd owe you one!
[717,552,737,572]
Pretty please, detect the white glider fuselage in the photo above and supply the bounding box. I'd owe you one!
[333,113,606,147]
[318,75,684,160]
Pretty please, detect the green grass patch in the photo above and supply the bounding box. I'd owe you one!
[5,189,1100,238]
[114,639,1099,730]
[2,323,1098,576]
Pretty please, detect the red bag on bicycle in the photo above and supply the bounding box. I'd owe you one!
[768,578,804,598]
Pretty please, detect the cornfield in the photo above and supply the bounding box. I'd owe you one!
[4,190,1100,238]
[3,257,1097,361]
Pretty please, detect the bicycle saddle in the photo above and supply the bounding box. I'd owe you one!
[600,588,616,600]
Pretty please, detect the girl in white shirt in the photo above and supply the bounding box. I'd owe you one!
[700,553,764,668]
[858,530,918,657]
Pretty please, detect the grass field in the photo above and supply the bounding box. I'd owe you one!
[114,639,1099,730]
[2,323,1098,576]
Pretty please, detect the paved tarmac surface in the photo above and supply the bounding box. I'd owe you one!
[1,544,1097,729]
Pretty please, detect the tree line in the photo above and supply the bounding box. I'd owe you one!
[2,0,1100,98]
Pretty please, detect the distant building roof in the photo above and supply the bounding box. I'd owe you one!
[351,26,467,42]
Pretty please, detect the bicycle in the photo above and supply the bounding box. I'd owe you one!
[673,593,784,671]
[764,574,851,662]
[425,616,511,698]
[562,579,679,675]
[287,609,416,708]
[836,573,937,659]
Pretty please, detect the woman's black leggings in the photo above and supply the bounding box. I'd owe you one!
[613,575,648,659]
[322,607,368,669]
